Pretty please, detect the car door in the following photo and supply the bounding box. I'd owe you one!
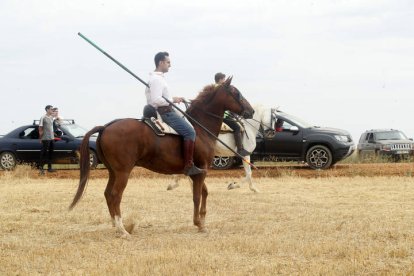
[53,134,79,163]
[359,132,376,156]
[262,120,303,158]
[14,126,42,162]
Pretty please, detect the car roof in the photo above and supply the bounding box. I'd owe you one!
[363,129,401,133]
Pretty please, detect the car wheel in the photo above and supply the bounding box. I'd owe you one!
[305,145,333,170]
[212,156,234,170]
[89,150,98,169]
[0,151,17,170]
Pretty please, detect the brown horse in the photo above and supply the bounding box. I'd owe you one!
[69,77,254,237]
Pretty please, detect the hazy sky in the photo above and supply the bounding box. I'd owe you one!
[1,0,413,142]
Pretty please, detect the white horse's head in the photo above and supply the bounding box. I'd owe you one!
[251,104,273,129]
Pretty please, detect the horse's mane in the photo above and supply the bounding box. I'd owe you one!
[187,84,218,112]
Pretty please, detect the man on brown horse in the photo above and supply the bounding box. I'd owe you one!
[145,52,204,176]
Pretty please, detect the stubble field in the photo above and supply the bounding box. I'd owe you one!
[1,163,414,275]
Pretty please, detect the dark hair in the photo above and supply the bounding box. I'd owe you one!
[45,105,53,111]
[52,107,58,111]
[154,52,169,67]
[214,72,226,84]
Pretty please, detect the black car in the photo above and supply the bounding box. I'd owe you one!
[212,111,355,170]
[0,120,99,170]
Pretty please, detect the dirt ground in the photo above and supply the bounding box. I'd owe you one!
[3,162,413,179]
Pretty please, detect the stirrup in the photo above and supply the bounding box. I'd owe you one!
[184,165,205,176]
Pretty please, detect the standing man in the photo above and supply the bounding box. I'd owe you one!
[215,73,249,156]
[145,52,204,176]
[38,105,56,174]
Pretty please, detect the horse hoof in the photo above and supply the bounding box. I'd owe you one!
[227,182,240,190]
[167,183,179,190]
[198,227,208,233]
[120,232,131,239]
[125,223,135,234]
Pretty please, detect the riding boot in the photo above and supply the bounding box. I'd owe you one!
[234,131,249,157]
[183,140,205,176]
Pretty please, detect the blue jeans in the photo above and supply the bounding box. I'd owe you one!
[161,111,196,141]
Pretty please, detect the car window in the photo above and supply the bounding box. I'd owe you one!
[278,120,293,130]
[359,133,367,143]
[60,124,89,138]
[274,112,312,128]
[375,131,408,140]
[19,127,39,139]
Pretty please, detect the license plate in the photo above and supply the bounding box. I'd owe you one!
[396,150,409,154]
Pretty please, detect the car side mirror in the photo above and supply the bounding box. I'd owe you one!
[61,135,73,142]
[290,126,299,132]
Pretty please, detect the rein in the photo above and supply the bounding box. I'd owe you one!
[247,117,273,132]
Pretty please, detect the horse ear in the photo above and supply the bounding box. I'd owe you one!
[224,76,233,87]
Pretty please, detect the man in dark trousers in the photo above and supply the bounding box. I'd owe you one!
[38,105,56,174]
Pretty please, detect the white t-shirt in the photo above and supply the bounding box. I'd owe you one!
[145,71,172,108]
[39,115,54,140]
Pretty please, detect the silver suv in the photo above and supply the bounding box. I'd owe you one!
[358,129,414,160]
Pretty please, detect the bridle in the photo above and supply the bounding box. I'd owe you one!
[187,84,249,120]
[227,86,247,116]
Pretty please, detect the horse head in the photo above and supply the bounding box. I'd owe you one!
[217,77,254,119]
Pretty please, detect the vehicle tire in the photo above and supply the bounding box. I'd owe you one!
[0,151,17,170]
[212,156,234,170]
[305,145,333,170]
[89,150,98,169]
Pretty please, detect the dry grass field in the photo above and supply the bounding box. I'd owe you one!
[2,167,414,275]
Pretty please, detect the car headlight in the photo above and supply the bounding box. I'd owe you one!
[334,135,348,142]
[381,144,391,151]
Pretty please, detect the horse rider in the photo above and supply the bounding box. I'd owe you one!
[145,52,204,176]
[215,72,249,157]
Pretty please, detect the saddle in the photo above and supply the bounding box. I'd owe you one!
[219,121,245,134]
[142,105,181,137]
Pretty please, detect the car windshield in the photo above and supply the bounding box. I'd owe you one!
[60,124,89,138]
[276,112,313,128]
[375,131,408,140]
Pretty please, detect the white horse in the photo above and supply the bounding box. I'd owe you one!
[167,104,274,193]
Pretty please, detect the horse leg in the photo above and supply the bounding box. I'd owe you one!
[166,175,180,190]
[190,173,207,232]
[109,171,132,238]
[243,156,259,193]
[104,169,116,226]
[199,181,208,231]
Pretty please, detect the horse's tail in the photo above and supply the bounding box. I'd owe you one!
[69,126,105,210]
